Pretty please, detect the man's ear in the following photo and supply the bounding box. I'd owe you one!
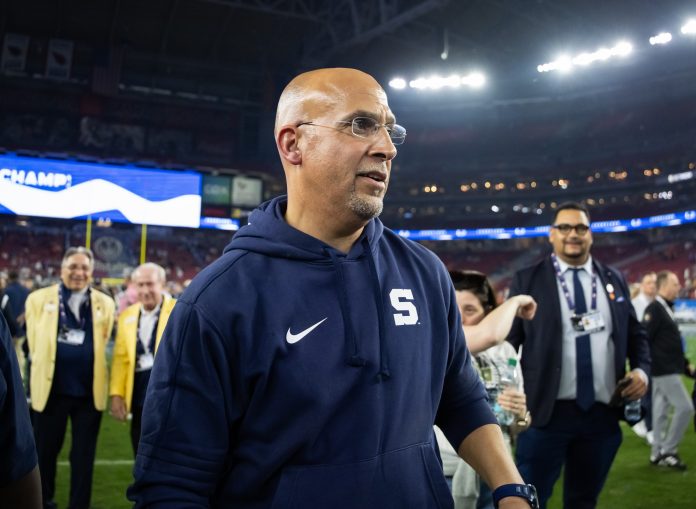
[277,127,302,165]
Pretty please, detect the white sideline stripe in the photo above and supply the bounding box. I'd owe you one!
[58,459,134,466]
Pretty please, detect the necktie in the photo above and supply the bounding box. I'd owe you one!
[573,268,595,411]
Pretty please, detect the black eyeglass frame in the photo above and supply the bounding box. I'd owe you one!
[552,223,591,235]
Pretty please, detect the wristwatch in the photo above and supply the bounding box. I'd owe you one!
[492,483,539,508]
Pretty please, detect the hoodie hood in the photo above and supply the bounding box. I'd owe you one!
[224,195,384,262]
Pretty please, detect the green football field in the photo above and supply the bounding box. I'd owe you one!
[54,336,696,508]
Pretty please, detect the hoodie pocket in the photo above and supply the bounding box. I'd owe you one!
[271,442,453,509]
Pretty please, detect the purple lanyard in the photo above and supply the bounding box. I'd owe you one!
[551,254,597,313]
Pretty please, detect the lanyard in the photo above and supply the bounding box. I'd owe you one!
[551,254,597,314]
[58,284,88,332]
[137,307,161,356]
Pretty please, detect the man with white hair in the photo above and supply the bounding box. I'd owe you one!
[26,246,115,509]
[110,262,176,454]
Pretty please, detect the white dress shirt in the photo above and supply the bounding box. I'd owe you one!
[138,303,161,353]
[67,287,89,321]
[555,256,616,404]
[631,292,653,321]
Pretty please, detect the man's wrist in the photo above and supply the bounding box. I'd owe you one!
[492,483,539,508]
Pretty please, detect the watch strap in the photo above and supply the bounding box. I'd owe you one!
[492,483,539,508]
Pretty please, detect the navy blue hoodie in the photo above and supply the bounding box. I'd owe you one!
[129,196,495,508]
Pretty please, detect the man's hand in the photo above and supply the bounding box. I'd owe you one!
[620,370,648,400]
[514,295,537,321]
[110,395,128,421]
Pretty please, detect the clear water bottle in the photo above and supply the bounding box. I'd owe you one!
[495,358,519,427]
[624,398,642,423]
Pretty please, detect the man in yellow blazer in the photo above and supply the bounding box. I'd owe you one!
[109,262,176,454]
[25,246,115,509]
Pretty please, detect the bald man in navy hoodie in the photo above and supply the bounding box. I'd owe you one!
[129,68,537,509]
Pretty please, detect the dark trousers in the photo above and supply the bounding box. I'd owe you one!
[130,405,144,455]
[515,401,622,509]
[33,395,102,509]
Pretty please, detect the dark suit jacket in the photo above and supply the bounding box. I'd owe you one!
[507,255,651,427]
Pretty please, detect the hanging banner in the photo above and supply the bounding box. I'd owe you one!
[46,39,74,80]
[1,33,29,73]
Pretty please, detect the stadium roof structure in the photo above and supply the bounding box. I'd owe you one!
[3,0,696,107]
[2,0,696,230]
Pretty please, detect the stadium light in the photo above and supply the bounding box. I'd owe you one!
[463,72,486,88]
[649,32,672,45]
[681,19,696,35]
[389,78,406,90]
[537,41,633,73]
[390,72,486,91]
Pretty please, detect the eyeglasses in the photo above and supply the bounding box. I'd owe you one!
[296,117,407,145]
[552,223,590,235]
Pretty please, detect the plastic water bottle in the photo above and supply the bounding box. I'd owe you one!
[494,358,519,426]
[624,399,642,423]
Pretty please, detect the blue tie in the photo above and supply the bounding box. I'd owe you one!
[573,268,595,411]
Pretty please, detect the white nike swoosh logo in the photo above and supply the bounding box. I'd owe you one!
[286,317,328,344]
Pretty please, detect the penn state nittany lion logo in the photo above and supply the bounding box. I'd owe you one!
[93,236,123,262]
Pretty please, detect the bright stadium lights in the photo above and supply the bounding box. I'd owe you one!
[649,32,672,45]
[681,19,696,35]
[537,41,633,73]
[388,77,406,89]
[463,72,486,88]
[390,72,486,91]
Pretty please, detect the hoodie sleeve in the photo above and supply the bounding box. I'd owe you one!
[128,299,245,508]
[0,313,37,485]
[435,273,497,453]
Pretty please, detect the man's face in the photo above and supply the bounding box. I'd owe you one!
[134,268,164,311]
[641,273,657,298]
[296,75,398,224]
[661,273,681,301]
[61,253,93,291]
[548,209,593,265]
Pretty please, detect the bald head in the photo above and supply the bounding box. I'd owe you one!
[274,68,388,135]
[274,67,398,246]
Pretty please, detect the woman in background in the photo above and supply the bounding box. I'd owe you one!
[436,270,535,509]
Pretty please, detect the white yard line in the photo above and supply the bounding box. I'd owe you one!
[58,459,134,466]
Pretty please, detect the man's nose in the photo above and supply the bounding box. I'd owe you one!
[369,128,397,161]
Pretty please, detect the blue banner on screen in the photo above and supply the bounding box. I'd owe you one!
[0,154,202,227]
[200,216,240,231]
[674,300,696,324]
[396,209,696,241]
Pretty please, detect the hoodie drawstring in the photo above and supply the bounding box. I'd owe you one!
[363,237,391,382]
[326,241,391,382]
[326,249,367,368]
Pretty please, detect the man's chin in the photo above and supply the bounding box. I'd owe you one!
[562,250,588,262]
[349,194,383,220]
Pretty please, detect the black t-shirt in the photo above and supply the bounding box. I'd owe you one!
[643,299,683,376]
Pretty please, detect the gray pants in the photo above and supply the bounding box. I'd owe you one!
[651,374,695,457]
